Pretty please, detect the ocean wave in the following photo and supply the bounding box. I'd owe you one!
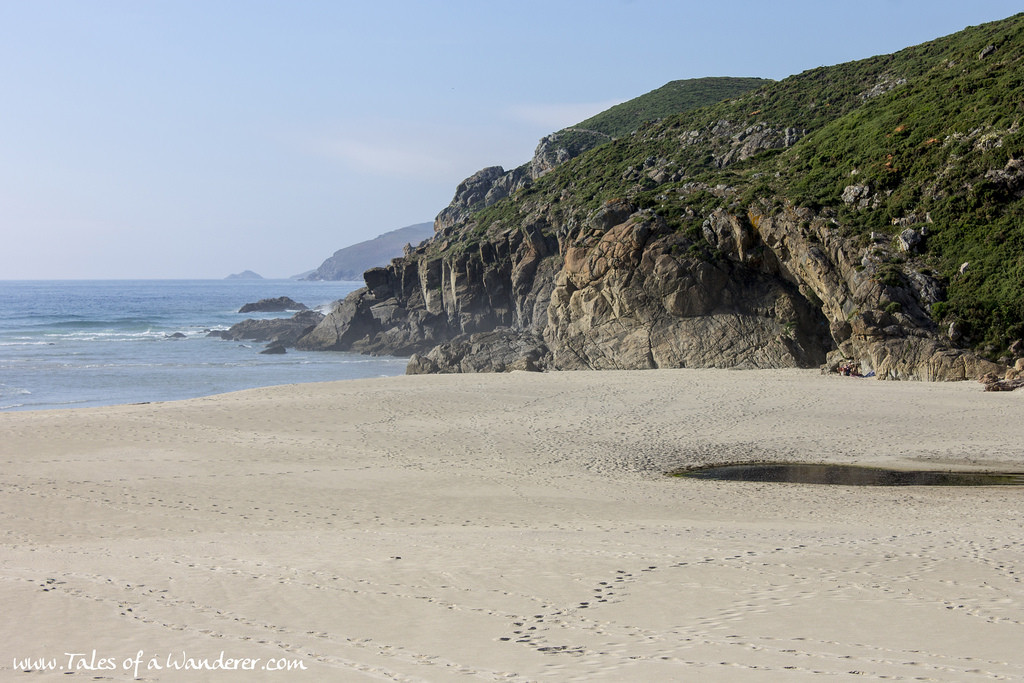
[23,328,216,343]
[40,317,166,330]
[0,340,57,346]
[0,280,393,410]
[2,397,90,411]
[0,384,32,409]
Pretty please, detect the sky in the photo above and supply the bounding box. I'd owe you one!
[1,1,1021,279]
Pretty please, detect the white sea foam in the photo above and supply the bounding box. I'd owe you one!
[0,279,400,411]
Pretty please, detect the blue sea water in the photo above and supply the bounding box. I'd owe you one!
[0,280,407,411]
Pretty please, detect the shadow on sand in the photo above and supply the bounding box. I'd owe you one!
[673,463,1024,486]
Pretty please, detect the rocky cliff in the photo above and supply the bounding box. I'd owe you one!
[297,17,1024,381]
[298,193,1001,380]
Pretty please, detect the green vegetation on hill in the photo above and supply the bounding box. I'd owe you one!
[772,16,1024,352]
[551,77,772,158]
[576,77,774,138]
[470,13,1024,357]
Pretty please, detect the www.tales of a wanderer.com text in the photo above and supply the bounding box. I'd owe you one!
[14,650,307,676]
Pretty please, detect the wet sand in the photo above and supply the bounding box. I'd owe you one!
[2,368,1023,681]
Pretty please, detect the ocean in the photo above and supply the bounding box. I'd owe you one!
[0,280,407,411]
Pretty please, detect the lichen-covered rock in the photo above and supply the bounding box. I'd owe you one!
[530,128,611,179]
[841,184,877,210]
[898,228,925,253]
[716,124,806,166]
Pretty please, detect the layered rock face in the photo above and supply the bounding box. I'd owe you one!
[542,202,831,371]
[297,188,1004,381]
[742,204,1001,380]
[296,218,559,358]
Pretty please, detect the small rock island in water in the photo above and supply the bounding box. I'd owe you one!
[225,270,263,280]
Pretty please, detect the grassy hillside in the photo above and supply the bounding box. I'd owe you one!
[471,13,1024,357]
[541,77,771,161]
[576,77,773,138]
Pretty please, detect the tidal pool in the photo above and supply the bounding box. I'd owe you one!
[673,463,1024,486]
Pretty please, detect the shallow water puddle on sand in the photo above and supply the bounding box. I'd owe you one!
[673,463,1024,486]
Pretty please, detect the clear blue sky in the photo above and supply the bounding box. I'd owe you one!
[1,1,1020,279]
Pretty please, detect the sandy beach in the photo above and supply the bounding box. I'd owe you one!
[2,368,1023,681]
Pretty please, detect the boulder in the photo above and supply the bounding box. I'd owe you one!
[898,228,924,253]
[238,297,308,313]
[218,309,324,346]
[406,329,549,374]
[841,184,872,208]
[982,376,1024,391]
[260,343,288,355]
